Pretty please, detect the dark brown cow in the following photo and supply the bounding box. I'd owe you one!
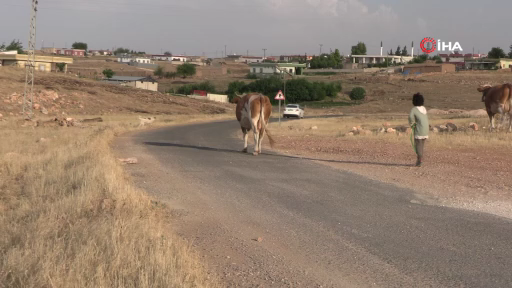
[478,84,512,132]
[233,93,274,155]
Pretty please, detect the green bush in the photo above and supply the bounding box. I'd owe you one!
[246,73,258,79]
[102,69,115,79]
[176,63,196,78]
[225,77,342,104]
[164,72,177,79]
[226,81,247,102]
[350,87,366,101]
[154,65,164,77]
[176,81,216,95]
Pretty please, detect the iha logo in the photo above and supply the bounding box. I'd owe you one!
[420,37,463,54]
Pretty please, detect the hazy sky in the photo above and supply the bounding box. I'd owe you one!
[1,0,511,57]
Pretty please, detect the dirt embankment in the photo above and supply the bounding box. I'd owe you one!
[0,67,234,118]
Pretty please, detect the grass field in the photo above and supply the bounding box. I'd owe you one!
[0,114,229,287]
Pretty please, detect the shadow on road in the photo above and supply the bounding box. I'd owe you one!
[144,142,413,168]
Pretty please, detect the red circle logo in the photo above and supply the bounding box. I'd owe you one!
[420,37,436,54]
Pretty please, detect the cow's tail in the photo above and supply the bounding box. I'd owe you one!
[260,96,276,148]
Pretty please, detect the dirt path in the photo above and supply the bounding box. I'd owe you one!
[272,135,512,219]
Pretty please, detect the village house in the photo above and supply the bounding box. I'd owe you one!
[89,50,113,56]
[249,63,307,75]
[103,76,158,92]
[0,53,73,72]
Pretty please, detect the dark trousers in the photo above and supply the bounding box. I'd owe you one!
[415,139,426,159]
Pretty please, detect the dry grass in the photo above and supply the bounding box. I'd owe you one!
[0,114,229,288]
[269,114,512,149]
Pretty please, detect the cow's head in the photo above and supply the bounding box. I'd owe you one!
[477,84,492,102]
[232,92,244,104]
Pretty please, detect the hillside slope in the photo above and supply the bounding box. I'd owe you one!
[0,68,233,117]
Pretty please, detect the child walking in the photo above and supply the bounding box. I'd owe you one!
[408,93,429,167]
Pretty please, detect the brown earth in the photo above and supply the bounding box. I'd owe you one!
[0,67,234,117]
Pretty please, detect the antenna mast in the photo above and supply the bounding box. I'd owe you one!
[23,0,39,119]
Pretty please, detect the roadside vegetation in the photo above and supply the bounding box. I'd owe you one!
[225,76,342,104]
[0,115,225,288]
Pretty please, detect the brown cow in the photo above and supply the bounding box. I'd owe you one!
[233,93,275,155]
[478,83,512,132]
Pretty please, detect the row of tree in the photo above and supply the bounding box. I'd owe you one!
[309,49,343,69]
[0,40,24,54]
[225,77,341,104]
[488,45,512,59]
[154,63,197,79]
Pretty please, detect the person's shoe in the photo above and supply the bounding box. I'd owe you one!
[415,157,422,167]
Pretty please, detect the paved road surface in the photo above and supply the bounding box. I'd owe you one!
[115,120,512,288]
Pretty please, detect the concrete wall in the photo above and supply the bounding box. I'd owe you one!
[1,60,52,72]
[207,93,229,103]
[403,64,455,74]
[127,62,158,69]
[121,80,158,92]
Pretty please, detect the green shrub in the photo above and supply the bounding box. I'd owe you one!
[350,87,366,101]
[176,81,216,95]
[176,63,196,78]
[226,81,247,102]
[246,73,258,79]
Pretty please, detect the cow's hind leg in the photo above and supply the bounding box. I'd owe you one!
[489,113,495,132]
[253,131,260,156]
[241,128,248,153]
[258,128,265,154]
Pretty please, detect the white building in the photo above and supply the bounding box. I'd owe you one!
[171,55,189,62]
[249,63,307,75]
[152,54,173,61]
[240,56,265,64]
[117,56,153,64]
[350,55,413,66]
[104,76,158,92]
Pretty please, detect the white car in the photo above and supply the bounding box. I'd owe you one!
[283,104,304,119]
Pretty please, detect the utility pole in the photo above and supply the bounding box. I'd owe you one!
[23,0,38,119]
[262,48,267,59]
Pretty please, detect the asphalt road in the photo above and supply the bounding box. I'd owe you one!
[116,120,512,288]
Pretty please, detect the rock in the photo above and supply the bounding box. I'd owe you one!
[446,122,458,132]
[437,125,448,132]
[383,122,391,127]
[36,138,49,143]
[118,157,138,164]
[469,122,479,131]
[448,109,465,114]
[432,127,439,133]
[405,127,413,135]
[378,127,386,133]
[465,109,488,118]
[395,126,409,133]
[351,127,358,132]
[311,126,318,130]
[256,237,263,242]
[428,109,448,115]
[3,99,10,103]
[101,198,114,211]
[41,107,48,115]
[346,132,355,136]
[386,128,396,133]
[79,104,84,109]
[362,130,372,136]
[9,112,14,116]
[0,113,3,118]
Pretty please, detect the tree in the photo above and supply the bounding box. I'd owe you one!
[0,43,5,51]
[350,87,366,101]
[401,46,408,56]
[154,65,164,78]
[114,47,130,55]
[164,51,172,56]
[332,49,342,68]
[395,46,401,56]
[176,63,196,78]
[72,42,88,51]
[488,47,506,59]
[5,39,24,54]
[509,44,512,59]
[56,63,66,72]
[389,49,393,55]
[351,42,367,55]
[102,69,115,79]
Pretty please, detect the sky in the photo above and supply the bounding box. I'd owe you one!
[1,0,511,57]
